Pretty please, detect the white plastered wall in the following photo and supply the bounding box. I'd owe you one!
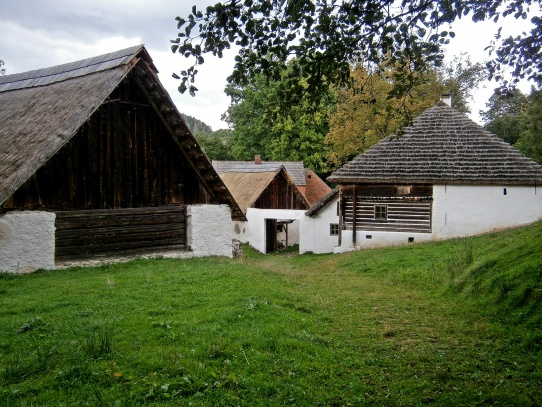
[336,230,434,251]
[336,184,542,251]
[240,208,306,253]
[300,197,340,254]
[186,204,233,258]
[432,184,542,238]
[0,211,56,273]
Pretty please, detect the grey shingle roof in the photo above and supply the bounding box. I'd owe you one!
[0,45,148,92]
[327,102,542,185]
[213,160,307,186]
[0,46,244,219]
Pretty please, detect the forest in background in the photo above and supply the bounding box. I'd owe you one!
[186,56,542,177]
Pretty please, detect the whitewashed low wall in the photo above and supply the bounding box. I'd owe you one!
[0,211,55,273]
[336,230,433,252]
[186,204,233,258]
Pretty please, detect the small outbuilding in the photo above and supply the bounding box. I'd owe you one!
[212,160,311,252]
[0,45,243,272]
[327,101,542,251]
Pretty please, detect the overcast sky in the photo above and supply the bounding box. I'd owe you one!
[0,0,537,130]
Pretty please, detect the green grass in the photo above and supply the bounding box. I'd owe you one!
[1,221,541,406]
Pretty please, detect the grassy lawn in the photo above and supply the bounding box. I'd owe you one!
[1,222,541,406]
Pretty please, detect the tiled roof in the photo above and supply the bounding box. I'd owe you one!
[213,160,307,186]
[304,169,332,205]
[328,102,542,185]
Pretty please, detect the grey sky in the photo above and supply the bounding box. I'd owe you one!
[0,0,537,129]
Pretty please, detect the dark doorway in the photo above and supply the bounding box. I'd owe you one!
[265,219,277,253]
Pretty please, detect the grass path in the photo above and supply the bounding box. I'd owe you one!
[1,223,541,406]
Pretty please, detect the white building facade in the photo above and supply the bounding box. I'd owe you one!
[337,184,541,251]
[328,102,542,252]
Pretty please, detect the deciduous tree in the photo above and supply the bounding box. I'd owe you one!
[480,87,529,145]
[325,65,442,170]
[516,89,542,163]
[224,68,333,172]
[195,129,235,160]
[171,0,541,108]
[481,86,542,163]
[439,54,486,113]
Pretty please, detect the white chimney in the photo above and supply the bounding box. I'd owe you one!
[440,94,452,106]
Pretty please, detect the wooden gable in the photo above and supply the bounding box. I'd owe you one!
[252,169,308,211]
[4,73,208,211]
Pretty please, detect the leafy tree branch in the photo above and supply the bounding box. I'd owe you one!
[171,0,541,106]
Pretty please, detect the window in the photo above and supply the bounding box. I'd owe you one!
[374,205,387,220]
[330,223,340,236]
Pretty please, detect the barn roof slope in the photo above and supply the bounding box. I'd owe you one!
[217,165,309,214]
[0,45,150,92]
[327,102,542,185]
[0,45,244,219]
[219,170,279,214]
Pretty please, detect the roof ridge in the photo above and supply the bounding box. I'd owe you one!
[0,45,147,92]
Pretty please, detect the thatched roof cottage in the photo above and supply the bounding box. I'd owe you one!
[327,101,542,251]
[212,159,309,253]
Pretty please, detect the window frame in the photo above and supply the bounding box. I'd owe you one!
[330,223,340,236]
[374,205,388,220]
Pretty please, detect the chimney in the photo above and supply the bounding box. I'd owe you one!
[254,155,262,164]
[440,93,452,107]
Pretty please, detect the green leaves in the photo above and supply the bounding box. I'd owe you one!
[171,0,542,108]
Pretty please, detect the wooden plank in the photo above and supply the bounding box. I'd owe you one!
[56,244,187,262]
[55,213,185,230]
[343,199,432,233]
[55,224,185,244]
[54,206,188,261]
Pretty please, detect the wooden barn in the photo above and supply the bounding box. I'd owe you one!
[0,45,243,272]
[327,101,542,251]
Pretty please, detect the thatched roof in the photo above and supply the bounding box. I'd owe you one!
[213,160,307,186]
[219,171,279,214]
[328,102,542,185]
[217,165,308,214]
[0,45,244,219]
[306,188,338,217]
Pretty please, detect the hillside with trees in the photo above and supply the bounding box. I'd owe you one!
[481,87,542,163]
[180,113,213,134]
